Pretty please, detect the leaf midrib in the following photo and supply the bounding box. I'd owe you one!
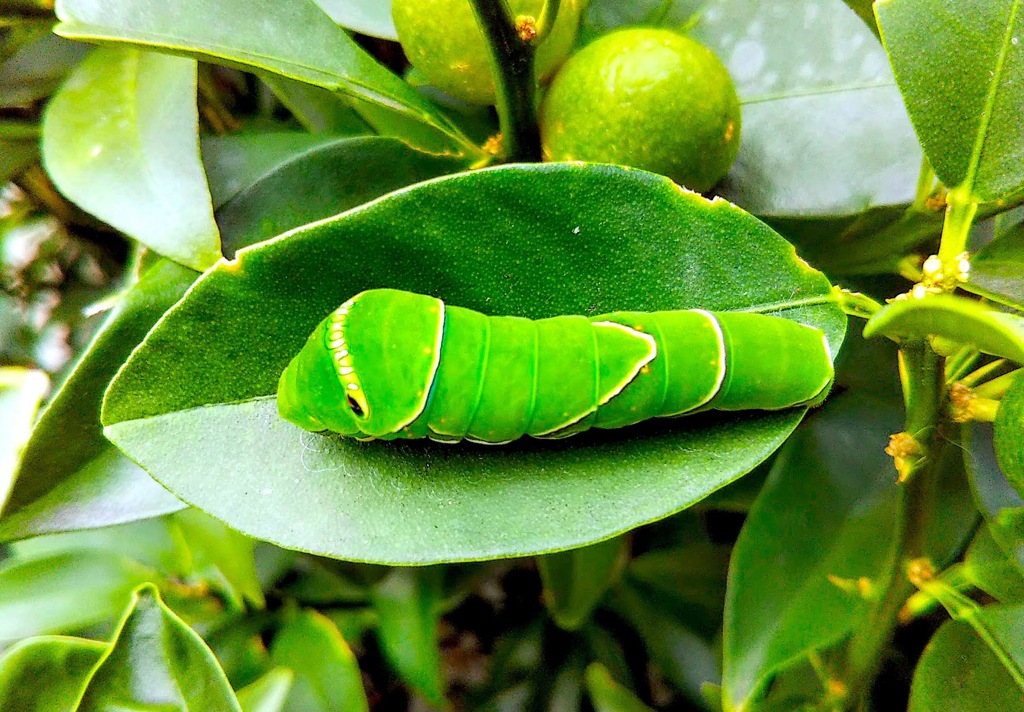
[962,0,1022,198]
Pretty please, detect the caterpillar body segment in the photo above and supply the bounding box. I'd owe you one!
[277,289,834,443]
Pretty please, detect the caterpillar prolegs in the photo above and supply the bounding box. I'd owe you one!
[277,289,834,443]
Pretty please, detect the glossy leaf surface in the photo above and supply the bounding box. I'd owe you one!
[313,0,397,40]
[0,549,156,640]
[722,392,900,709]
[54,0,477,156]
[996,370,1024,499]
[585,663,654,712]
[909,604,1024,710]
[77,584,242,711]
[538,536,624,631]
[864,294,1024,363]
[102,164,845,563]
[270,610,369,712]
[703,0,921,216]
[877,0,1024,200]
[968,223,1024,310]
[372,568,446,707]
[1,261,190,542]
[585,0,922,216]
[237,668,294,712]
[0,635,106,712]
[42,46,221,270]
[0,368,48,512]
[213,136,466,256]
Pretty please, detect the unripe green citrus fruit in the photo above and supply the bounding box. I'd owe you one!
[392,0,584,106]
[540,28,742,192]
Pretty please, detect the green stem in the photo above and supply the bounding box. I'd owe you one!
[911,155,937,210]
[469,0,542,162]
[901,564,975,621]
[835,287,883,320]
[938,188,979,264]
[843,342,945,705]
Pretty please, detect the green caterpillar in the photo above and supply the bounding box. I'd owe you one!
[277,289,834,443]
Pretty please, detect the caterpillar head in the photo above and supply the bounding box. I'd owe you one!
[277,289,444,439]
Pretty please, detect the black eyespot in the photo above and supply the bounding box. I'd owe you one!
[346,395,365,417]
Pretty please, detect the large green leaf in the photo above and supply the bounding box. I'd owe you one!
[608,581,719,704]
[864,294,1024,364]
[0,636,106,712]
[721,392,900,710]
[54,0,478,156]
[237,668,294,712]
[78,584,242,711]
[585,663,654,712]
[270,610,369,712]
[964,525,1024,604]
[102,164,846,564]
[996,369,1024,499]
[213,136,467,256]
[584,0,922,217]
[0,261,190,543]
[257,76,372,136]
[313,0,397,40]
[967,222,1024,310]
[621,520,731,639]
[0,367,48,511]
[201,133,352,209]
[0,549,157,640]
[966,423,1024,578]
[909,605,1024,710]
[698,0,921,217]
[174,508,264,610]
[876,0,1024,201]
[372,568,446,707]
[538,536,625,631]
[42,46,221,270]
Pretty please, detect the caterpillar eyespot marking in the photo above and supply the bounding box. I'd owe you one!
[277,289,834,443]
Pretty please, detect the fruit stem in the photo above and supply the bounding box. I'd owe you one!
[469,0,542,162]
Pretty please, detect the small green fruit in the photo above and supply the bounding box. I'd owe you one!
[392,0,584,106]
[540,28,742,192]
